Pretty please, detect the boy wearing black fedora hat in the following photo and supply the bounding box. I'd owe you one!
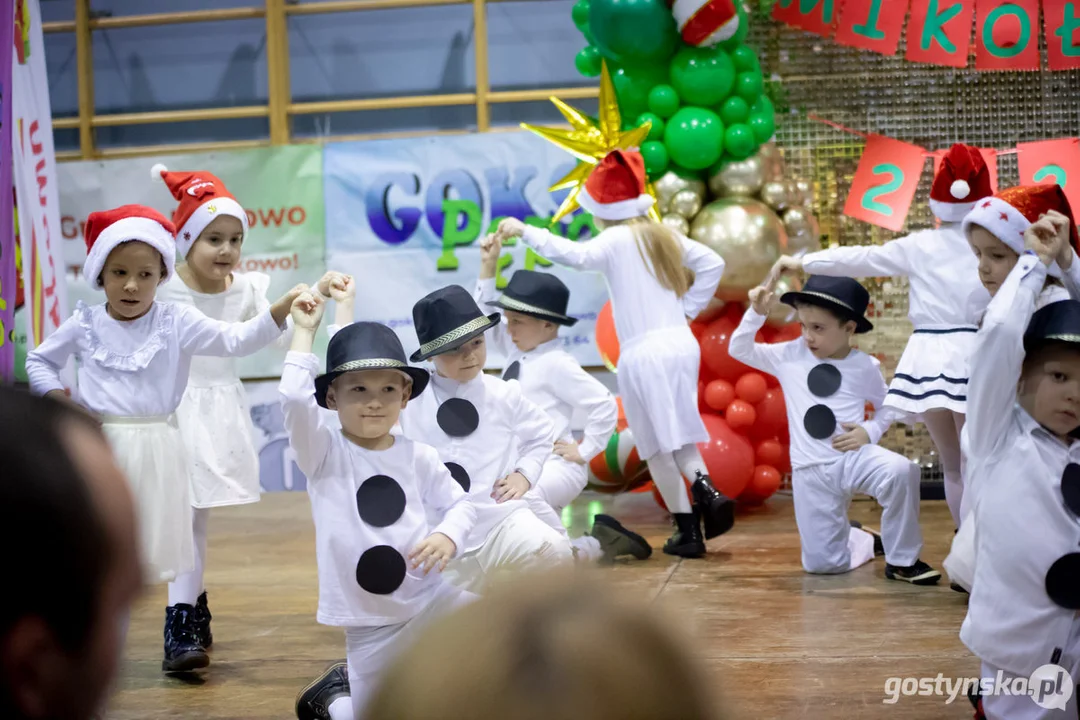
[280,291,478,720]
[729,272,939,585]
[954,217,1080,720]
[475,239,652,564]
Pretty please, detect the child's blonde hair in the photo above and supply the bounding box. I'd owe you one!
[364,570,722,720]
[606,216,695,298]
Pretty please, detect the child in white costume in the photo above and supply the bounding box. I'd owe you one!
[473,250,653,563]
[24,204,298,673]
[773,144,992,528]
[730,272,939,584]
[957,212,1080,720]
[494,148,730,559]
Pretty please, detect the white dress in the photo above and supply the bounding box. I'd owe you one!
[802,224,987,415]
[519,224,725,459]
[24,300,284,582]
[160,272,292,508]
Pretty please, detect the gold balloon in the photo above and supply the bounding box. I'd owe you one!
[795,178,814,208]
[690,198,788,301]
[654,171,706,214]
[661,213,690,235]
[767,273,801,327]
[757,141,786,182]
[760,181,790,211]
[708,155,764,198]
[782,206,821,255]
[670,189,703,219]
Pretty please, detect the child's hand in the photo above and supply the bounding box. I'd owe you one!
[479,234,503,275]
[316,271,349,298]
[748,285,778,316]
[553,439,586,465]
[771,255,803,278]
[494,218,526,244]
[46,389,101,424]
[271,284,311,326]
[1043,210,1076,269]
[832,423,870,452]
[491,471,530,503]
[290,290,325,330]
[409,532,457,574]
[328,274,355,303]
[1025,216,1065,267]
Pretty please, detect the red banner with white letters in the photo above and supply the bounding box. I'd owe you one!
[844,135,927,231]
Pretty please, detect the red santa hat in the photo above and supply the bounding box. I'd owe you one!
[962,184,1080,278]
[151,164,248,258]
[82,204,177,288]
[929,144,993,222]
[578,150,656,221]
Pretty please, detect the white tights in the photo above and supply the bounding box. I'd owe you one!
[647,443,709,514]
[167,507,209,607]
[922,410,965,528]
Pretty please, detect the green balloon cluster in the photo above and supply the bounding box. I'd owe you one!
[571,0,775,178]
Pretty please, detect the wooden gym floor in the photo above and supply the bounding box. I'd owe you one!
[107,491,976,719]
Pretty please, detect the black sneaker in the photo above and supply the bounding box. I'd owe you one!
[885,560,942,585]
[849,520,885,557]
[589,514,653,564]
[162,604,209,673]
[193,591,213,649]
[296,662,349,720]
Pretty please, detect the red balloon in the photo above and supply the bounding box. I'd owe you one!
[697,414,755,499]
[690,320,707,341]
[725,399,757,430]
[722,301,747,322]
[700,317,754,381]
[755,438,784,467]
[596,301,620,371]
[771,321,802,343]
[752,388,788,441]
[615,396,629,432]
[735,372,768,404]
[764,373,781,388]
[751,465,782,496]
[775,442,791,474]
[705,379,736,411]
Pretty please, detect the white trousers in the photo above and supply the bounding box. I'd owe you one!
[792,445,923,574]
[524,456,604,562]
[442,507,574,593]
[345,581,477,719]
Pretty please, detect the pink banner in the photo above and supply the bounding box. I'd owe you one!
[0,0,14,384]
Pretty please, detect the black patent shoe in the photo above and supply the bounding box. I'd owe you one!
[162,604,209,673]
[690,471,736,539]
[296,662,350,720]
[193,591,213,649]
[662,511,706,558]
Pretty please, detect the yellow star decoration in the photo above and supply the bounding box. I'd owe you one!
[521,60,660,223]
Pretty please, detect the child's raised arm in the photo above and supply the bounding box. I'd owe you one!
[279,292,333,479]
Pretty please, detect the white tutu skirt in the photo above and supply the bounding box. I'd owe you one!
[884,328,976,415]
[176,381,261,509]
[617,326,708,459]
[101,415,194,584]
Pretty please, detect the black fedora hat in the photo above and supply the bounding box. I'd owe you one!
[484,270,577,327]
[781,275,874,334]
[315,322,430,408]
[411,285,501,362]
[1025,300,1080,350]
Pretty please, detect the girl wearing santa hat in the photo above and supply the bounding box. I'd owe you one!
[771,144,993,531]
[152,164,350,670]
[492,149,730,558]
[24,204,301,674]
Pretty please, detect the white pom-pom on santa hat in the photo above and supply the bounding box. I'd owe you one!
[951,179,970,200]
[150,163,168,181]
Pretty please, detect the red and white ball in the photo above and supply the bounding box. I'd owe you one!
[587,428,650,494]
[669,0,740,47]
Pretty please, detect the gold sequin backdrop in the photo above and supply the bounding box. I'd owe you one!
[750,15,1080,482]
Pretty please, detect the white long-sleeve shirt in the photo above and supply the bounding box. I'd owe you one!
[474,278,617,462]
[519,224,725,345]
[728,308,897,470]
[279,352,475,627]
[960,254,1080,676]
[801,225,986,329]
[25,300,283,416]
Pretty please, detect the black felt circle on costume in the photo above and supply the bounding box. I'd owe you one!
[1061,463,1080,517]
[355,475,407,528]
[437,398,480,437]
[355,545,407,595]
[445,462,471,492]
[807,363,842,397]
[1045,553,1080,609]
[503,361,521,381]
[804,404,837,440]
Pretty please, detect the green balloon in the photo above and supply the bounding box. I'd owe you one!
[647,84,680,118]
[749,112,776,143]
[641,141,670,176]
[575,46,602,77]
[735,71,764,102]
[724,124,756,159]
[572,0,591,30]
[669,45,735,107]
[717,2,750,51]
[731,46,760,74]
[637,112,665,142]
[719,96,750,125]
[752,94,775,117]
[611,63,669,119]
[663,107,724,171]
[588,0,677,65]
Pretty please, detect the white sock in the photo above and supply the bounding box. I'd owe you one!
[329,695,354,720]
[648,452,693,513]
[673,443,708,481]
[167,507,209,607]
[572,535,604,562]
